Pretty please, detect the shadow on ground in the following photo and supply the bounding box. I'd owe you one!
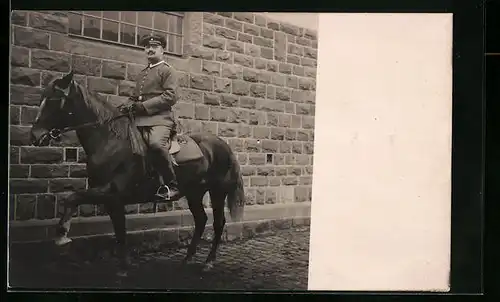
[8,227,310,291]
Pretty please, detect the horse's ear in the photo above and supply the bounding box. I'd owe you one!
[58,71,74,89]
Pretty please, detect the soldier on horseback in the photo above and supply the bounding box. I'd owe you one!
[120,33,182,202]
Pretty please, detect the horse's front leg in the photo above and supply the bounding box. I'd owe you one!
[54,192,81,246]
[54,184,112,246]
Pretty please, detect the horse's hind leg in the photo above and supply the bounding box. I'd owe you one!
[182,190,207,265]
[105,200,130,277]
[54,192,81,246]
[204,187,227,271]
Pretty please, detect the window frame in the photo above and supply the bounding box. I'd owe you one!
[67,11,185,56]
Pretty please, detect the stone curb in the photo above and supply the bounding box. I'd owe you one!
[8,217,311,261]
[9,202,311,244]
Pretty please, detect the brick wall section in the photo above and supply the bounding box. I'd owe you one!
[9,11,317,222]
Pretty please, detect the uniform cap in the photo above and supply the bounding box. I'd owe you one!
[139,34,167,48]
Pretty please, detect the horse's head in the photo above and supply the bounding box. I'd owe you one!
[30,71,81,146]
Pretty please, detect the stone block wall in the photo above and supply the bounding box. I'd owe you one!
[9,11,317,223]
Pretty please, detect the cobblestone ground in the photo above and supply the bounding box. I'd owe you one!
[9,226,310,291]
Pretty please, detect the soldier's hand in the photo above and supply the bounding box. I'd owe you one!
[130,102,147,116]
[118,102,134,114]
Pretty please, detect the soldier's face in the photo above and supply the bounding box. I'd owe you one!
[145,44,164,61]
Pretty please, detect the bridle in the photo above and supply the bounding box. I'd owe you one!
[34,82,131,143]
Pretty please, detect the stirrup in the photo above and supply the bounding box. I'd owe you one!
[168,154,179,167]
[171,157,179,167]
[155,184,171,201]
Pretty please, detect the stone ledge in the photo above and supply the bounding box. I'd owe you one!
[8,216,311,265]
[9,202,311,244]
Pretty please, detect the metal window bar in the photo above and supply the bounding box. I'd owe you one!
[99,15,103,40]
[133,12,138,45]
[152,12,157,34]
[79,13,84,36]
[117,14,121,43]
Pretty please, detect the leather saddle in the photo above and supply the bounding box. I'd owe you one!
[164,134,203,164]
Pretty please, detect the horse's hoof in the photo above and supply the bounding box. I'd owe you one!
[116,270,128,278]
[182,257,195,265]
[54,236,72,246]
[203,262,214,272]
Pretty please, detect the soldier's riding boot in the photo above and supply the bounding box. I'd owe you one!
[154,151,182,202]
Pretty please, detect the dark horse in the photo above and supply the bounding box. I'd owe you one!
[29,71,246,276]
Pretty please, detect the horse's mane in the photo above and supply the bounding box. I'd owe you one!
[71,80,148,159]
[72,81,130,140]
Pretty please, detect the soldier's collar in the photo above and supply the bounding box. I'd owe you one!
[148,60,166,68]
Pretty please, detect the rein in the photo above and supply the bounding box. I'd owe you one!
[46,113,131,140]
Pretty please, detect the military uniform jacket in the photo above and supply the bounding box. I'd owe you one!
[131,60,178,127]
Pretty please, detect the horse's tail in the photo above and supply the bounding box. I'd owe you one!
[226,150,245,222]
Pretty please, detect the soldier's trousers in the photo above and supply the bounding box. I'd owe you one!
[139,125,178,187]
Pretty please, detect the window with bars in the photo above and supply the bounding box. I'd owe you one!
[68,11,184,56]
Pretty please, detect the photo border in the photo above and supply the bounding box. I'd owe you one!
[5,0,486,298]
